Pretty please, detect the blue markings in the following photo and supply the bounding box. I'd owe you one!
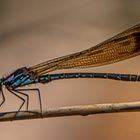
[50,74,62,80]
[4,75,15,83]
[38,74,65,83]
[39,76,49,83]
[4,71,25,85]
[13,73,23,80]
[20,78,34,86]
[12,75,28,87]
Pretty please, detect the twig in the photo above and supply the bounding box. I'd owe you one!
[0,101,140,122]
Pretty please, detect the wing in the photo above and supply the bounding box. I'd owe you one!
[29,23,140,76]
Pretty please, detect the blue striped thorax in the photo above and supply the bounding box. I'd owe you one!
[2,67,35,88]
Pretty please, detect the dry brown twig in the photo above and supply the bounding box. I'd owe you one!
[0,101,140,122]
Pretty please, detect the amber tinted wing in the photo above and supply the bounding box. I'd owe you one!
[29,24,140,76]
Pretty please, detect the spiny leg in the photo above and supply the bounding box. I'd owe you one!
[13,90,29,111]
[0,89,5,107]
[6,88,25,119]
[14,88,43,116]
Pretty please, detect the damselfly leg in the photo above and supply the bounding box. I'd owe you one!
[15,88,43,115]
[6,88,42,119]
[13,89,29,111]
[7,88,26,119]
[0,89,5,107]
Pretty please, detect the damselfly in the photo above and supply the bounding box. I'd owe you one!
[0,23,140,117]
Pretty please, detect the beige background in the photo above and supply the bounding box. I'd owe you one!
[0,0,140,140]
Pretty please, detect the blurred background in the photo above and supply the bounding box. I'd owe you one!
[0,0,140,140]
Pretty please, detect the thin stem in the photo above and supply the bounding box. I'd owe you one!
[0,101,140,122]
